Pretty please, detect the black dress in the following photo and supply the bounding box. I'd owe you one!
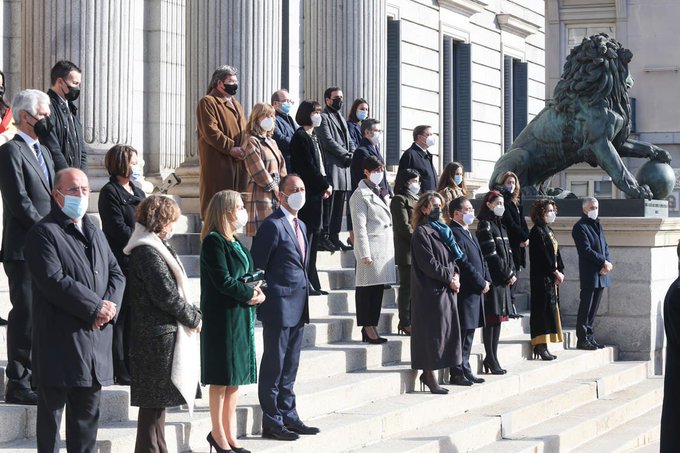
[661,276,680,451]
[528,223,564,345]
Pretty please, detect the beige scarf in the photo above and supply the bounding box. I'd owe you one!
[124,223,200,415]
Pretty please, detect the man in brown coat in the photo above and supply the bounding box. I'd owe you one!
[196,65,247,218]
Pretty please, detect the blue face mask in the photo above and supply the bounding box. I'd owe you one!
[454,175,463,186]
[131,166,143,182]
[280,102,292,114]
[356,110,368,121]
[58,191,88,219]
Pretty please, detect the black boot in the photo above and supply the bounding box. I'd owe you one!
[318,233,339,252]
[492,325,507,373]
[533,343,554,361]
[481,327,504,374]
[509,301,524,318]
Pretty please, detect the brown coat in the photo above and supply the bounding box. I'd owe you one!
[196,89,248,218]
[243,134,287,236]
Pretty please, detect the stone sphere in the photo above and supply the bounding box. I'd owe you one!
[635,161,677,199]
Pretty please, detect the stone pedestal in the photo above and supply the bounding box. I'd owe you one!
[526,217,680,374]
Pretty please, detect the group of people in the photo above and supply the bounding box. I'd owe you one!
[0,59,617,453]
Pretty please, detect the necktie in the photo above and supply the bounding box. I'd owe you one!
[294,218,306,262]
[33,143,50,183]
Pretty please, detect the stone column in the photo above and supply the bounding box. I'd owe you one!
[1,0,21,100]
[21,0,138,192]
[303,0,387,128]
[173,0,282,213]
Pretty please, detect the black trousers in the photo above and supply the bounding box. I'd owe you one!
[37,385,101,453]
[324,190,348,237]
[135,407,168,453]
[4,260,33,391]
[397,265,411,328]
[112,288,131,379]
[306,230,322,291]
[577,287,604,342]
[450,328,476,378]
[356,285,384,326]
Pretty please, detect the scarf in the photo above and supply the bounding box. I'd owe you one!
[123,223,200,416]
[429,220,464,262]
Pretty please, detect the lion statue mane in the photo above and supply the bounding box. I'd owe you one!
[490,33,670,199]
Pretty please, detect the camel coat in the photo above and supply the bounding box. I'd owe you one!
[196,89,248,218]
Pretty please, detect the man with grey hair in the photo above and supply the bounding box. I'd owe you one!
[571,197,613,350]
[271,88,297,170]
[197,65,247,218]
[0,89,56,404]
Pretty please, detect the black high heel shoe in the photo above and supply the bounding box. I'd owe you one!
[229,442,250,453]
[361,327,387,344]
[482,357,506,375]
[419,373,449,394]
[207,433,232,453]
[397,325,411,336]
[533,344,554,361]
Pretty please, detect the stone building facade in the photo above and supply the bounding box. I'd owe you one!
[0,0,545,212]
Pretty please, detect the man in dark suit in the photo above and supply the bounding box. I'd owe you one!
[37,60,87,172]
[251,174,320,441]
[396,125,438,192]
[25,168,125,452]
[0,89,56,405]
[448,196,491,385]
[315,86,355,251]
[571,197,612,350]
[350,118,393,196]
[271,89,298,171]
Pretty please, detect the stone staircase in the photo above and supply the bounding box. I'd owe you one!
[0,218,664,452]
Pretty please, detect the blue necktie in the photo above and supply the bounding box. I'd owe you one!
[33,143,49,183]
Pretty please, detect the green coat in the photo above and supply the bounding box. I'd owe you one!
[200,231,257,385]
[390,193,417,266]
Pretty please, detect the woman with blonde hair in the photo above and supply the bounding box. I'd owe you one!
[200,190,265,453]
[437,161,468,222]
[243,103,287,238]
[494,170,530,318]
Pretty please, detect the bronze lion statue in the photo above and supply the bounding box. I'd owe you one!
[490,33,670,199]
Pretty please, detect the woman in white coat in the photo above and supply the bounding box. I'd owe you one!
[349,155,396,344]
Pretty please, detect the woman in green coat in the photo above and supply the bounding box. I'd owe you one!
[200,190,265,453]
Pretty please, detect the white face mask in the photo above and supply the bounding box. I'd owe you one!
[370,131,382,146]
[311,113,322,127]
[493,204,505,217]
[462,212,475,226]
[286,191,306,211]
[369,171,384,185]
[232,209,248,230]
[587,208,599,220]
[546,211,556,223]
[408,182,420,193]
[425,135,436,147]
[260,116,275,132]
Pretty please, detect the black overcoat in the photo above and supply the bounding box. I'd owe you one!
[571,215,611,289]
[661,276,680,451]
[476,215,515,318]
[450,221,489,330]
[498,188,529,270]
[529,224,564,339]
[290,127,329,231]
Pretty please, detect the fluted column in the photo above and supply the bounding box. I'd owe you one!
[303,0,387,127]
[22,0,137,192]
[172,0,282,211]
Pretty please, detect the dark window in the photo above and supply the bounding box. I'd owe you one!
[442,37,472,169]
[503,56,528,151]
[281,0,290,88]
[386,19,401,165]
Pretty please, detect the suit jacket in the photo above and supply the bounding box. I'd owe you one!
[347,121,361,149]
[396,143,438,192]
[251,208,310,327]
[37,89,87,171]
[196,89,248,217]
[273,111,297,167]
[390,193,417,266]
[315,106,354,190]
[0,134,55,261]
[572,215,611,289]
[290,127,329,231]
[24,205,125,387]
[450,221,489,330]
[350,137,393,195]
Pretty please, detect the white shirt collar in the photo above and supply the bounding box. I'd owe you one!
[280,205,297,229]
[414,142,429,154]
[452,218,468,230]
[16,130,39,149]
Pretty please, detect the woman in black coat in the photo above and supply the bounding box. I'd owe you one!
[98,144,146,384]
[476,190,516,375]
[290,100,332,295]
[528,199,565,361]
[661,242,680,452]
[495,171,529,318]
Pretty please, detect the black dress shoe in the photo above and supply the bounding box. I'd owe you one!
[262,426,299,441]
[329,236,352,251]
[5,388,38,405]
[309,289,323,296]
[0,317,7,326]
[590,338,605,349]
[318,237,339,252]
[285,421,320,435]
[464,374,485,384]
[449,374,473,386]
[576,340,597,351]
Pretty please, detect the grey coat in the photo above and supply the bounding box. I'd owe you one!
[409,222,462,371]
[315,106,355,190]
[127,244,201,408]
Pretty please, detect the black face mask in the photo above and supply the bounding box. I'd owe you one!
[64,84,80,102]
[331,98,343,111]
[223,83,238,96]
[29,113,54,136]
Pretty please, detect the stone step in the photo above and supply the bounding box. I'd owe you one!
[631,441,661,452]
[576,405,662,453]
[475,377,664,452]
[168,232,202,255]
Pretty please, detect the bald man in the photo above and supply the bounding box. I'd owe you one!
[25,168,125,452]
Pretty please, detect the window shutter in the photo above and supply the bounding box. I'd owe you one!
[512,61,528,140]
[386,20,401,165]
[503,55,513,152]
[442,37,454,164]
[454,42,472,170]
